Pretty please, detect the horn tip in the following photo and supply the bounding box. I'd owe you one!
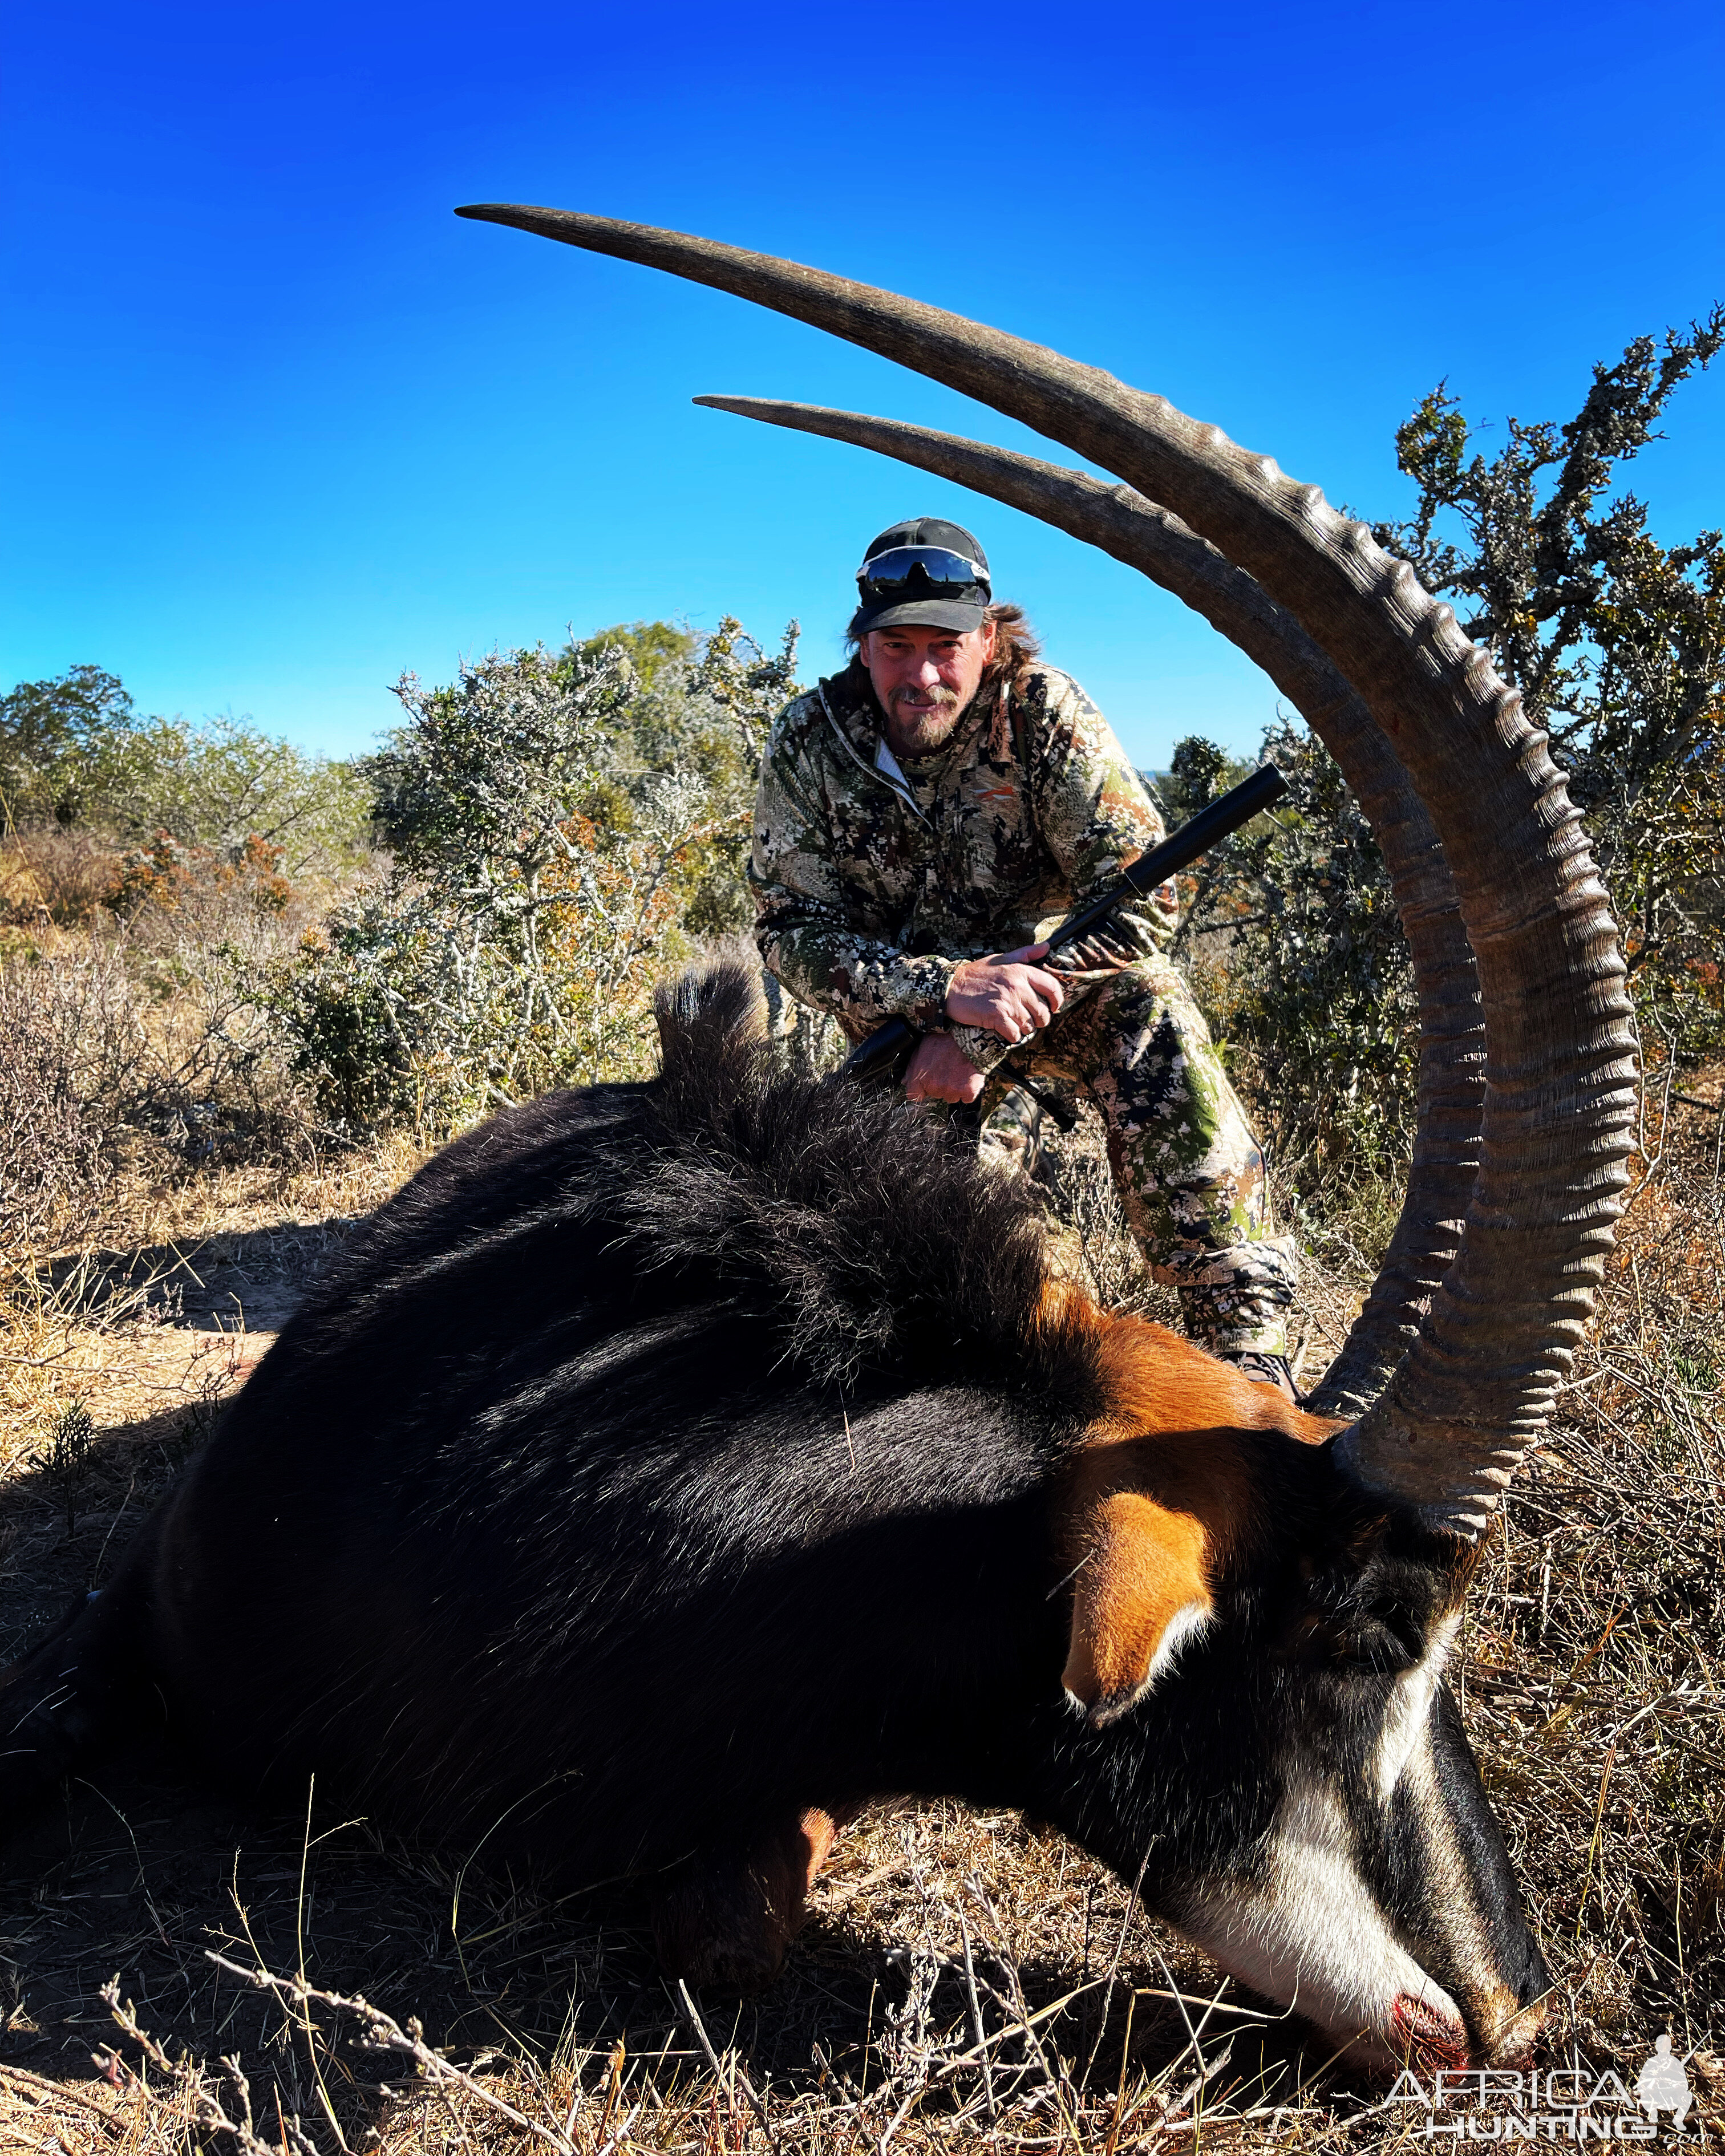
[453,201,585,233]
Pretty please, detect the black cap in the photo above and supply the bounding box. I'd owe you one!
[849,517,991,637]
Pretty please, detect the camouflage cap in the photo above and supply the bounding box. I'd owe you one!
[850,517,991,637]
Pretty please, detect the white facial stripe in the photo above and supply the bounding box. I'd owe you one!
[1375,1611,1461,1804]
[1176,1765,1464,2069]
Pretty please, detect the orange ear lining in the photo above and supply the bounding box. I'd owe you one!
[1051,1306,1282,1728]
[1060,1486,1216,1727]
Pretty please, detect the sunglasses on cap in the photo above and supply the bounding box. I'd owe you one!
[855,545,991,600]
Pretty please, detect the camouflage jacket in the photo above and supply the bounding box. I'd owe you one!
[750,657,1176,1073]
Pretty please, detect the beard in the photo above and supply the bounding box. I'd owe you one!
[886,683,965,757]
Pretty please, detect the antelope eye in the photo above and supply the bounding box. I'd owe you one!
[1382,1593,1430,1650]
[1289,1587,1425,1674]
[1337,1595,1424,1673]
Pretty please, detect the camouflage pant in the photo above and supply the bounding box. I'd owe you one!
[976,956,1297,1357]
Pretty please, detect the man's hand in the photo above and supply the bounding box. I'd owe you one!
[945,943,1065,1043]
[903,1032,986,1105]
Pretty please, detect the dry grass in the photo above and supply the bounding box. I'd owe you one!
[0,827,124,931]
[0,1079,1720,2153]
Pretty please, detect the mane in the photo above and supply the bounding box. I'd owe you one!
[618,953,1102,1404]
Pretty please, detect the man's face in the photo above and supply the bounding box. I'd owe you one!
[861,619,997,758]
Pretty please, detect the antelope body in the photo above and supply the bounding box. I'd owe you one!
[0,210,1638,2077]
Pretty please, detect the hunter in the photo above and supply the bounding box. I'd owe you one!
[750,517,1299,1395]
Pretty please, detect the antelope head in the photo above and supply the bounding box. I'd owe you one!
[455,203,1638,2073]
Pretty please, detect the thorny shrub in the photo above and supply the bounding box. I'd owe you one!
[106,829,294,921]
[0,851,340,1253]
[0,954,120,1266]
[1155,730,1416,1254]
[1375,310,1725,1062]
[581,612,801,937]
[0,825,123,930]
[282,621,800,1135]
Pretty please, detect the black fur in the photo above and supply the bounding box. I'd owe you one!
[0,961,1107,1859]
[0,958,1545,2049]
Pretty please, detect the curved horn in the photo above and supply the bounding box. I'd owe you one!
[457,205,1639,1531]
[694,395,1479,1416]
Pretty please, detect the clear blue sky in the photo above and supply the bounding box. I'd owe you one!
[4,1,1721,773]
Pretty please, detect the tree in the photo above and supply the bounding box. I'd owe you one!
[0,666,136,828]
[1373,309,1725,1056]
[345,640,671,1117]
[294,618,801,1130]
[1,664,371,875]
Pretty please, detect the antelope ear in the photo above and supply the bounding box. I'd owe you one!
[1062,1485,1215,1728]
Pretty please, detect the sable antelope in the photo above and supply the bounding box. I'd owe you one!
[0,214,1636,2077]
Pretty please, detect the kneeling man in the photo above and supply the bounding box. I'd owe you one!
[750,517,1299,1395]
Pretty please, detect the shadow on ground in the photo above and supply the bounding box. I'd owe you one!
[0,1262,1341,2143]
[0,1747,1318,2143]
[43,1216,359,1335]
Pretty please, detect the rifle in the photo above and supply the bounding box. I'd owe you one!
[839,761,1290,1091]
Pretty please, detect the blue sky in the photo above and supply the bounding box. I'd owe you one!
[4,1,1721,773]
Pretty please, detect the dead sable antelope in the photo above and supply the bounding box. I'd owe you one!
[0,214,1637,2079]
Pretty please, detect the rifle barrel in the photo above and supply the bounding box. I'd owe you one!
[1045,761,1289,953]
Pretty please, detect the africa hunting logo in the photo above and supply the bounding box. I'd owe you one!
[1386,2039,1695,2139]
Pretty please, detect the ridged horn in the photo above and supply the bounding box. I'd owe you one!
[456,204,1639,1533]
[694,396,1479,1417]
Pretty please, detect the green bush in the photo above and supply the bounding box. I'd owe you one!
[572,613,801,935]
[1161,310,1725,1235]
[283,618,800,1134]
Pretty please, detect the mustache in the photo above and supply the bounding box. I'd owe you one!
[888,684,961,712]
